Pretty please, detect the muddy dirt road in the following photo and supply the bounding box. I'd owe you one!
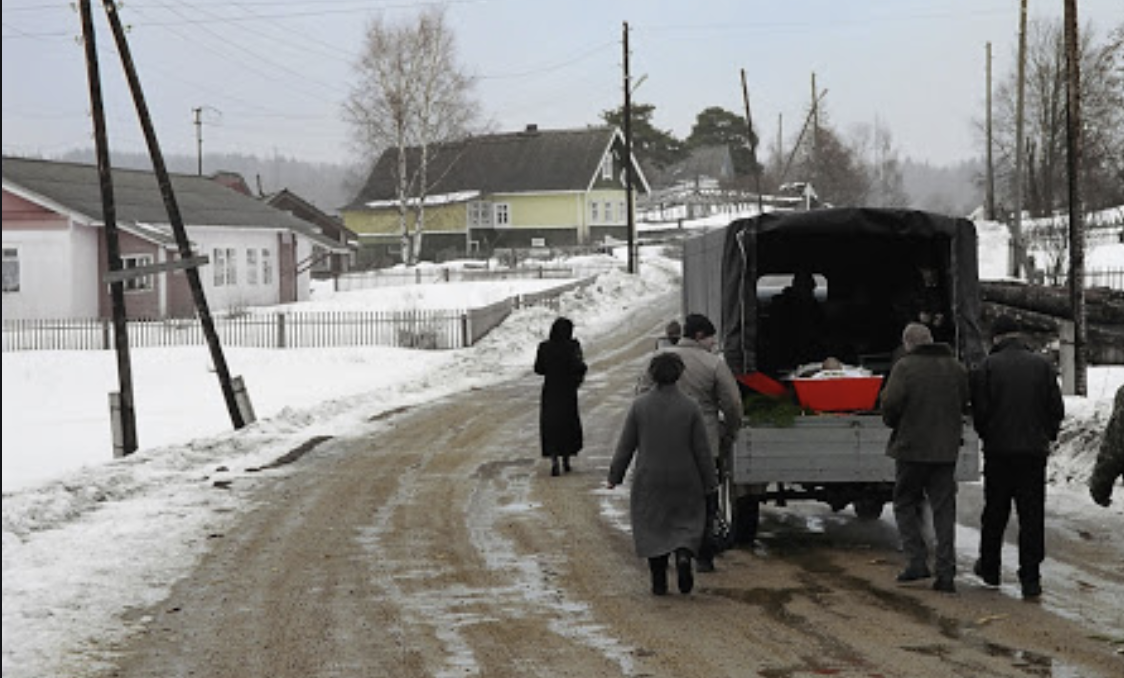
[104,291,1122,678]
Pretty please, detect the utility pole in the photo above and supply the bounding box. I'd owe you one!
[193,106,203,176]
[1012,0,1028,277]
[622,21,636,275]
[986,42,996,221]
[740,68,763,214]
[101,0,247,429]
[78,0,137,456]
[1064,0,1087,396]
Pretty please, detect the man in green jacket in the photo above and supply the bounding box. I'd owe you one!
[881,322,970,593]
[1089,385,1124,507]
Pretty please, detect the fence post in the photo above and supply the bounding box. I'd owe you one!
[102,318,111,350]
[276,313,286,349]
[462,312,470,348]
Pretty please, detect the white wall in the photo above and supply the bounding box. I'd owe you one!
[2,222,100,320]
[187,228,282,312]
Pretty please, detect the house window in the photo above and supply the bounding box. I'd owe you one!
[2,246,20,293]
[261,249,273,285]
[468,201,492,228]
[246,249,258,285]
[591,201,600,223]
[121,255,154,291]
[604,201,614,223]
[213,248,226,286]
[225,247,237,285]
[618,201,626,222]
[601,156,613,180]
[494,203,510,226]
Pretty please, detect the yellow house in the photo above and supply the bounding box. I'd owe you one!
[341,125,650,266]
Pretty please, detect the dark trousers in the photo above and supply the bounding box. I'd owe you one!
[893,460,958,579]
[978,455,1047,584]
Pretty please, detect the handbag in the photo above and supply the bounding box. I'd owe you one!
[706,492,735,554]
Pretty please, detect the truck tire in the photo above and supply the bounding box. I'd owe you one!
[733,494,760,545]
[853,498,884,521]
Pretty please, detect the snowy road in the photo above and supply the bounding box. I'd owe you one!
[99,291,1123,678]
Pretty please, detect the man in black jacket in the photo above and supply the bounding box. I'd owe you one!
[881,322,970,593]
[970,315,1065,599]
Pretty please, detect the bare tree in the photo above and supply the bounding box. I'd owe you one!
[343,8,478,265]
[851,119,909,208]
[988,18,1123,219]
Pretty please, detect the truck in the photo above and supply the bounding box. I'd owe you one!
[681,207,987,543]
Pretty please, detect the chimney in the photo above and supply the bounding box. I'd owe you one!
[524,123,539,134]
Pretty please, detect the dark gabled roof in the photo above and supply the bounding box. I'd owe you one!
[264,188,356,246]
[2,155,319,237]
[345,126,627,210]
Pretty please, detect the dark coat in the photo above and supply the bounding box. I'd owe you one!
[534,334,587,458]
[970,338,1065,457]
[881,342,970,463]
[609,384,719,558]
[1089,385,1123,504]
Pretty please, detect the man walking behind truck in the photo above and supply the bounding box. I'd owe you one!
[970,315,1064,599]
[880,322,970,594]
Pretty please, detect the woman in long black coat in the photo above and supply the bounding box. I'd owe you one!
[534,317,588,476]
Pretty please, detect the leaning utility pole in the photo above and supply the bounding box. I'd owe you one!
[78,0,137,456]
[1012,0,1028,277]
[622,21,636,275]
[1064,0,1087,396]
[100,0,247,429]
[985,42,996,221]
[740,68,763,214]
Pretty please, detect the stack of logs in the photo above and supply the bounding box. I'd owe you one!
[979,281,1124,364]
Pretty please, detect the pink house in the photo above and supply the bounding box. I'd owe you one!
[2,156,347,320]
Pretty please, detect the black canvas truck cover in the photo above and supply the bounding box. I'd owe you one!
[682,207,986,377]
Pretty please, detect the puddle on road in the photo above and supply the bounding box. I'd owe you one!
[711,522,1088,677]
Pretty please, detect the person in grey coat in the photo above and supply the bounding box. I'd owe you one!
[609,352,719,596]
[636,313,742,571]
[881,322,970,593]
[1089,385,1124,507]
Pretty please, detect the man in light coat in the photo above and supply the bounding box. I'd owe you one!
[637,313,743,571]
[881,322,970,593]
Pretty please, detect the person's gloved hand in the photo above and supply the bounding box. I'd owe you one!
[1090,486,1112,507]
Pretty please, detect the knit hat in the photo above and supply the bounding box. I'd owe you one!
[991,314,1020,337]
[683,313,716,339]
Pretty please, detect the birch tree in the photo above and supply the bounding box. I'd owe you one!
[344,8,478,265]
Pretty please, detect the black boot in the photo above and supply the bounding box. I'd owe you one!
[550,456,560,477]
[675,548,694,594]
[562,455,572,473]
[648,555,669,595]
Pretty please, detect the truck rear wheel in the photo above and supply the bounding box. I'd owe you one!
[721,473,760,545]
[853,498,884,521]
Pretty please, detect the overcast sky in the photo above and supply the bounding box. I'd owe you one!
[2,0,1119,168]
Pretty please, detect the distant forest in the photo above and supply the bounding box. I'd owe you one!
[52,149,985,219]
[57,149,367,215]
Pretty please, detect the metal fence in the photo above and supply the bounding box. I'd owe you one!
[3,278,595,353]
[1041,268,1124,290]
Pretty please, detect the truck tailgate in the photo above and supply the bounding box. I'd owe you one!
[733,415,980,484]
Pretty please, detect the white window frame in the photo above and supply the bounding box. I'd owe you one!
[590,201,600,223]
[494,203,511,226]
[213,248,226,286]
[3,245,21,293]
[261,248,273,285]
[246,249,258,285]
[225,247,237,286]
[468,200,492,228]
[121,254,154,291]
[601,156,612,180]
